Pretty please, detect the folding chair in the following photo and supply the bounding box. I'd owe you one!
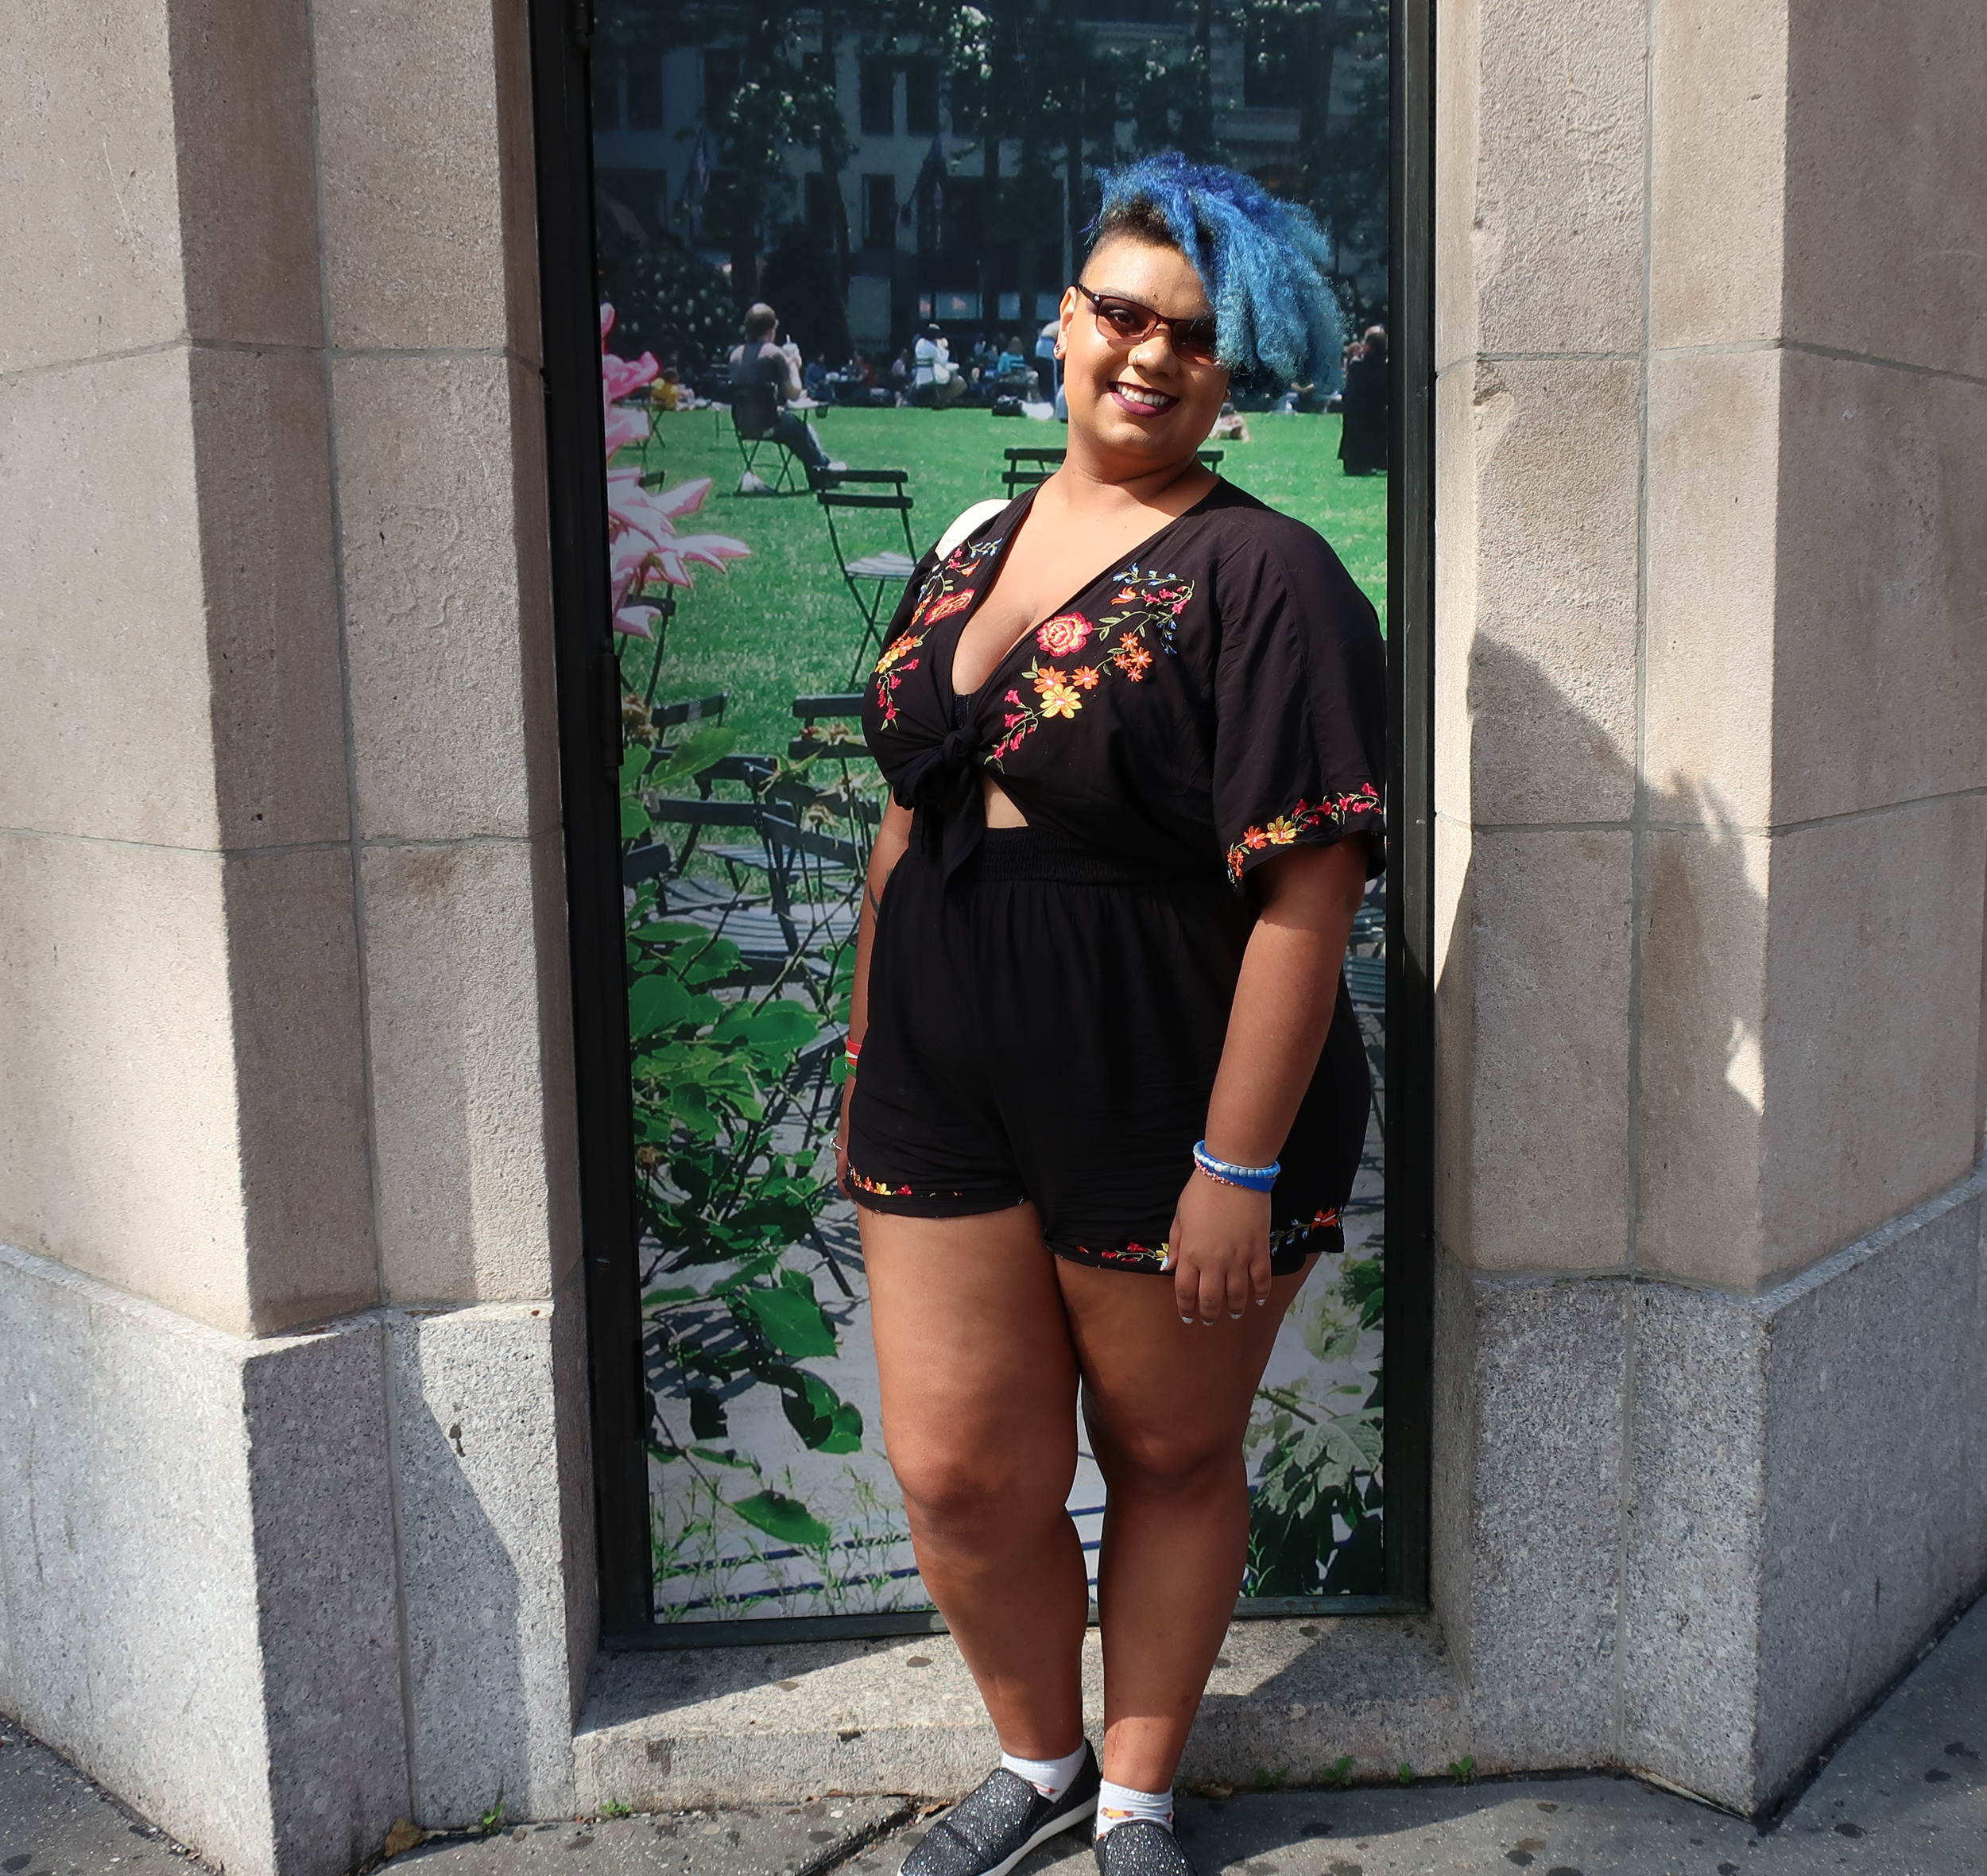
[787,692,867,763]
[811,468,918,684]
[728,382,804,493]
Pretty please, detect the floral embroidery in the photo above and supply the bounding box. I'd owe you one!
[986,568,1196,768]
[871,538,1001,724]
[1111,640,1153,680]
[920,588,974,629]
[1066,1210,1340,1273]
[1036,611,1093,657]
[1224,783,1383,882]
[846,1168,972,1201]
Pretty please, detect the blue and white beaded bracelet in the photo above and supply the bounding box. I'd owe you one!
[1192,1140,1280,1192]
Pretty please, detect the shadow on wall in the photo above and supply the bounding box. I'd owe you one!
[1437,638,1768,1277]
[389,1320,531,1829]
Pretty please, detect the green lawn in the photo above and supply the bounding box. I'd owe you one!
[619,406,1388,758]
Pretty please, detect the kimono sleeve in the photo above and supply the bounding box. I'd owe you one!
[1210,521,1387,887]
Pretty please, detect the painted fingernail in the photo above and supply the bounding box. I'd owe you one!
[1180,1316,1194,1324]
[1230,1312,1242,1320]
[1256,1298,1268,1307]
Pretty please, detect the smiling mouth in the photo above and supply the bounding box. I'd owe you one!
[1109,380,1179,415]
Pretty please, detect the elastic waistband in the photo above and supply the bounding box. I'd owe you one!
[973,828,1220,889]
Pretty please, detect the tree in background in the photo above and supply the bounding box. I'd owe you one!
[598,234,739,373]
[759,230,854,363]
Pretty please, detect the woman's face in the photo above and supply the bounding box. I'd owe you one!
[1059,236,1230,471]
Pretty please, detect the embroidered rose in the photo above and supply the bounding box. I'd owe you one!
[924,589,974,627]
[1036,611,1093,657]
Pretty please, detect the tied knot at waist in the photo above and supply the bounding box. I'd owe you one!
[899,727,983,862]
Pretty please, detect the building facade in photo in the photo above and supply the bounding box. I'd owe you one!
[1,4,1983,1876]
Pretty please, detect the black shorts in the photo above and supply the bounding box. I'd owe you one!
[846,828,1370,1275]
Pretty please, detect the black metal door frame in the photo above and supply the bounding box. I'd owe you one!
[527,0,1436,1649]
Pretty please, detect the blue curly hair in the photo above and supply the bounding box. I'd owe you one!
[1086,153,1341,393]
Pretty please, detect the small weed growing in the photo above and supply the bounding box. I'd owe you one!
[1447,1757,1476,1785]
[1321,1757,1355,1791]
[478,1801,505,1835]
[1396,1763,1416,1787]
[1253,1766,1289,1791]
[601,1799,633,1819]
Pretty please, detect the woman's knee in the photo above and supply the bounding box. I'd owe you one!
[1090,1425,1238,1504]
[891,1446,1072,1543]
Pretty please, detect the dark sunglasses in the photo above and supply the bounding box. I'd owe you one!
[1074,284,1222,366]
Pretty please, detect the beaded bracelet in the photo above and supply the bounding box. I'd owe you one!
[1192,1139,1279,1192]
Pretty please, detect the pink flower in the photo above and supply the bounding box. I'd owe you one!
[1036,611,1093,657]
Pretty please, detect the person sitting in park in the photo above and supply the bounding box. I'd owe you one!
[912,323,965,406]
[727,303,845,479]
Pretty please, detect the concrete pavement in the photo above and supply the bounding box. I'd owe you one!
[3,1592,1980,1875]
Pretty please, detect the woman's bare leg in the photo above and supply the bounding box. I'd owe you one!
[1058,1257,1316,1793]
[864,1204,1089,1759]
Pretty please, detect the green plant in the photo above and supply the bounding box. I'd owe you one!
[1242,1254,1385,1596]
[479,1801,505,1835]
[1321,1756,1355,1790]
[1447,1756,1476,1785]
[1396,1763,1415,1787]
[1253,1766,1289,1791]
[601,1799,633,1819]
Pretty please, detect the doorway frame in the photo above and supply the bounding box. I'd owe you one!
[528,0,1435,1649]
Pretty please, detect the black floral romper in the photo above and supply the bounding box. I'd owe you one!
[850,482,1386,1275]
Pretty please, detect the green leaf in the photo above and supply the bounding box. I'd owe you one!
[779,1370,864,1453]
[729,1490,831,1548]
[621,795,651,840]
[647,724,739,792]
[688,1387,727,1440]
[736,1281,835,1356]
[627,971,694,1037]
[689,1445,757,1470]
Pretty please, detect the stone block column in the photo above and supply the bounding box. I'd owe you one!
[0,3,593,1870]
[1432,0,1987,1812]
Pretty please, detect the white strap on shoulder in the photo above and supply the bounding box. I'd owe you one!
[932,498,1009,564]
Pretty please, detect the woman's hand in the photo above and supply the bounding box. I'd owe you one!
[1166,1169,1273,1324]
[835,1071,854,1197]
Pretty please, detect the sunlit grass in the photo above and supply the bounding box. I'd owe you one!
[619,405,1389,757]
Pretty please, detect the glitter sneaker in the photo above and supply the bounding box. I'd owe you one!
[1093,1820,1197,1876]
[901,1746,1102,1876]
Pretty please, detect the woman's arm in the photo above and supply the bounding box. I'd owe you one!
[1168,836,1369,1324]
[835,799,913,1192]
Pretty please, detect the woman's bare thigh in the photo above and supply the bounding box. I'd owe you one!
[1057,1256,1319,1470]
[861,1203,1081,1496]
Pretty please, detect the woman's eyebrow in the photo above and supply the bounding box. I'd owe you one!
[1086,284,1217,320]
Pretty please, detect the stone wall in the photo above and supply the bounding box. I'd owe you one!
[1432,0,1987,1813]
[0,2,593,1870]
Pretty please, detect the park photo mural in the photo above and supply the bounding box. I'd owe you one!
[593,0,1393,1625]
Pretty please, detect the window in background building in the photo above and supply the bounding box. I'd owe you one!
[904,59,939,136]
[861,173,897,248]
[626,56,664,129]
[859,56,894,137]
[703,47,739,118]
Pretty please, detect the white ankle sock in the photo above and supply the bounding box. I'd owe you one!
[1000,1742,1088,1800]
[1094,1779,1174,1837]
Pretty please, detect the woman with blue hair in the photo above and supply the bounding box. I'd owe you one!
[842,155,1385,1876]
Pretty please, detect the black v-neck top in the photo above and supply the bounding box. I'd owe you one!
[861,481,1386,890]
